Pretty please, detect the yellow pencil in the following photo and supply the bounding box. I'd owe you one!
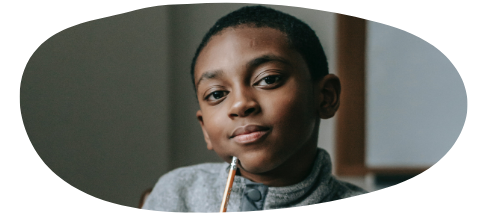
[220,156,237,212]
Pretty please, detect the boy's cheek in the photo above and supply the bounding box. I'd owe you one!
[269,88,313,119]
[202,113,232,154]
[271,90,316,138]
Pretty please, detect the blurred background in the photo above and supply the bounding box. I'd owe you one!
[20,3,466,208]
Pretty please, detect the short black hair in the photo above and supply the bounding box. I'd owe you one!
[191,5,329,91]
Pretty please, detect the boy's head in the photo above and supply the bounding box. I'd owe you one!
[192,6,340,186]
[191,6,329,90]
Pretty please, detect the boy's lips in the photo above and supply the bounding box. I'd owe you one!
[230,124,270,138]
[232,131,269,144]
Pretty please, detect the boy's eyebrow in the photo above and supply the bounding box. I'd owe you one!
[196,70,224,88]
[246,54,291,69]
[195,55,289,88]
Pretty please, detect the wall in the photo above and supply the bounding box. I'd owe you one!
[365,21,466,168]
[21,6,173,207]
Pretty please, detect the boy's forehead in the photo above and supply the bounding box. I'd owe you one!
[216,25,290,44]
[194,26,298,81]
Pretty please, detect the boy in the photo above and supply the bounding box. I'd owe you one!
[143,5,366,212]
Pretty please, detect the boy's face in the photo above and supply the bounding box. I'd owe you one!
[194,26,323,175]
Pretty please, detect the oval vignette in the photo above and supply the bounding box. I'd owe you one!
[19,3,466,209]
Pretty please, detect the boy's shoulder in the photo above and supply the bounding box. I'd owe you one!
[154,162,227,189]
[163,162,226,177]
[328,176,368,200]
[143,162,228,211]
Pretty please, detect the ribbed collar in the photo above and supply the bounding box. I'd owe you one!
[227,148,335,210]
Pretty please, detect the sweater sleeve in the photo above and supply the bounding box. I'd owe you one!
[141,163,227,212]
[142,168,190,212]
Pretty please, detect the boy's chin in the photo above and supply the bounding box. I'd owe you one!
[236,157,282,174]
[219,150,288,174]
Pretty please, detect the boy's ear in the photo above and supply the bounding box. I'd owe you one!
[317,74,341,119]
[196,110,213,150]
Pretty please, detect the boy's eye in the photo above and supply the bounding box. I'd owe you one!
[206,91,228,101]
[258,75,282,86]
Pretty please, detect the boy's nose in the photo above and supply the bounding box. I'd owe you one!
[228,92,260,118]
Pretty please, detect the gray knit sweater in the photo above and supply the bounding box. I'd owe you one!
[142,148,367,212]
